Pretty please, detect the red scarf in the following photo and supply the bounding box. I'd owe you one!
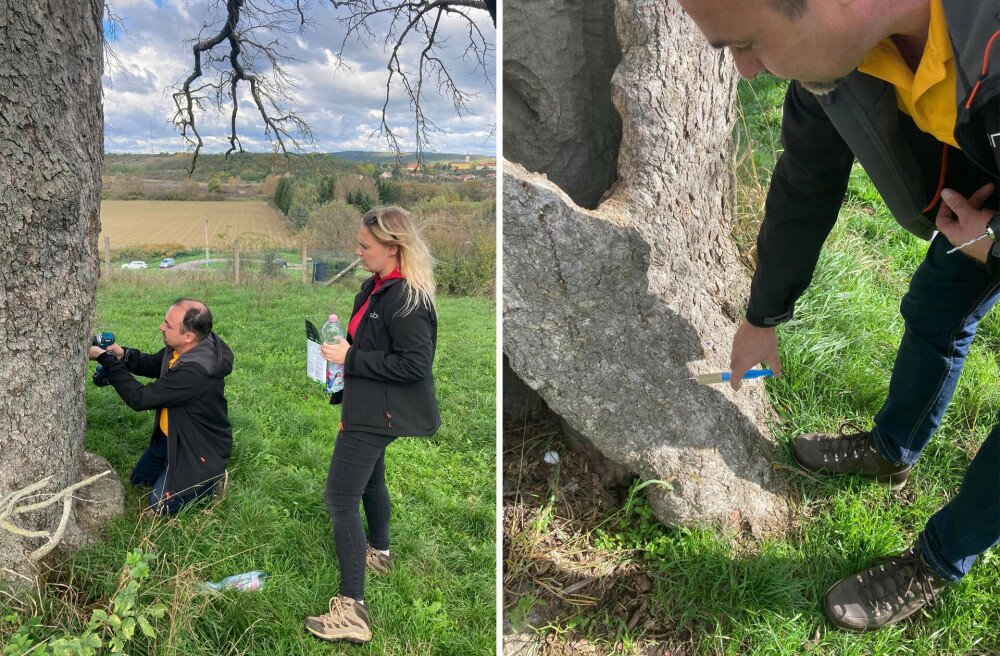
[348,268,404,339]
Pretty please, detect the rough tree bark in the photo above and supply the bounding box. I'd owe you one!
[503,0,794,535]
[0,0,124,584]
[503,0,621,209]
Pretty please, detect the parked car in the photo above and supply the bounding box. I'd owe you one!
[159,257,176,268]
[120,260,147,270]
[271,258,288,268]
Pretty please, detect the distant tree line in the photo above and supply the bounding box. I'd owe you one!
[103,152,359,182]
[271,173,492,230]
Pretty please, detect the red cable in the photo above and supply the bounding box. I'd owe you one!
[922,144,950,214]
[964,29,1000,109]
[925,29,1000,213]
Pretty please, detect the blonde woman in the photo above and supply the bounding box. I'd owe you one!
[305,206,440,644]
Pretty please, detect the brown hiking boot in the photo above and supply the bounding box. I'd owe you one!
[790,423,911,490]
[823,544,949,632]
[366,546,396,575]
[304,595,372,643]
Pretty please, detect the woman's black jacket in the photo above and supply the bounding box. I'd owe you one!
[331,276,440,437]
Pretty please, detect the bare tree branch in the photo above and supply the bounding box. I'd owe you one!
[102,2,132,78]
[328,0,493,160]
[170,0,492,171]
[171,0,314,174]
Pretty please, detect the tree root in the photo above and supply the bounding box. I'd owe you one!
[0,471,112,564]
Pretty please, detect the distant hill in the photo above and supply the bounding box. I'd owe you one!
[331,151,493,164]
[104,152,361,182]
[103,151,495,181]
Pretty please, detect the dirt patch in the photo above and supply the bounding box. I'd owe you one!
[503,408,694,655]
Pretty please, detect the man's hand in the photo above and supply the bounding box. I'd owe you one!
[936,183,996,263]
[89,343,124,361]
[730,320,782,391]
[321,338,350,365]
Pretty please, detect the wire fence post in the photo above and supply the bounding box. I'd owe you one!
[233,239,240,286]
[302,241,309,285]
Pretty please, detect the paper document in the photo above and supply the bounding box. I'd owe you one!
[305,320,325,384]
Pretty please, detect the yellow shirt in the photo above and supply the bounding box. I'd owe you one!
[158,351,180,435]
[856,0,959,148]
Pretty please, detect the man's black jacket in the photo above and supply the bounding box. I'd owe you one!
[330,276,441,437]
[97,333,233,497]
[747,2,1000,327]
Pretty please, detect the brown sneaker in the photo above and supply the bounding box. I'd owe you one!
[823,544,949,632]
[304,595,372,643]
[366,546,396,574]
[790,423,911,490]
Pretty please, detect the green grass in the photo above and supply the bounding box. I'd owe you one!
[515,75,1000,654]
[2,276,495,654]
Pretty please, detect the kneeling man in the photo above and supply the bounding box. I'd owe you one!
[89,298,233,515]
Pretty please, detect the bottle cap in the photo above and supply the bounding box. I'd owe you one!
[328,314,338,322]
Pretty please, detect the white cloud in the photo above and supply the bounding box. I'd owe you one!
[102,0,495,155]
[108,0,157,8]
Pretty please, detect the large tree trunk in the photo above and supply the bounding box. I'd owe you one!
[503,0,794,535]
[0,0,124,584]
[503,0,622,209]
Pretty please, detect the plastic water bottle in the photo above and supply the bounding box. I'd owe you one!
[321,314,346,393]
[201,570,267,592]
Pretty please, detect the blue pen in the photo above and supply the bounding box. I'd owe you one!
[692,368,774,385]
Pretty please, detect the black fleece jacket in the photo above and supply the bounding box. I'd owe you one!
[97,333,233,497]
[330,276,441,437]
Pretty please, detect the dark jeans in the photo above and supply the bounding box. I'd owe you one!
[129,435,213,515]
[324,430,395,601]
[870,235,1000,581]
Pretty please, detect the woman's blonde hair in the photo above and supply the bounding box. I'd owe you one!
[362,206,436,316]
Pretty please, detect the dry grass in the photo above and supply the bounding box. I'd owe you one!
[502,411,694,656]
[729,75,785,272]
[99,201,293,250]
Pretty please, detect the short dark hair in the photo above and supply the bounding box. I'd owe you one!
[769,0,805,19]
[173,298,212,340]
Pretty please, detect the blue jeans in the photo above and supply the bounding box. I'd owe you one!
[129,435,213,515]
[870,235,1000,581]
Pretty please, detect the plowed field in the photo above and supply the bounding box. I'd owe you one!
[99,201,292,249]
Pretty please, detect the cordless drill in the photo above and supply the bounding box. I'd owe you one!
[92,332,115,387]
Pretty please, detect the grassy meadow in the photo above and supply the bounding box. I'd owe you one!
[504,75,1000,655]
[100,201,293,250]
[2,274,495,654]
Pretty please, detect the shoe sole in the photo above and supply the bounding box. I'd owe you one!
[304,625,371,644]
[789,448,909,492]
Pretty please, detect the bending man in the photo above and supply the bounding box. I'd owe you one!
[677,0,999,632]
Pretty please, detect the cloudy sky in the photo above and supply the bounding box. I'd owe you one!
[102,0,496,155]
